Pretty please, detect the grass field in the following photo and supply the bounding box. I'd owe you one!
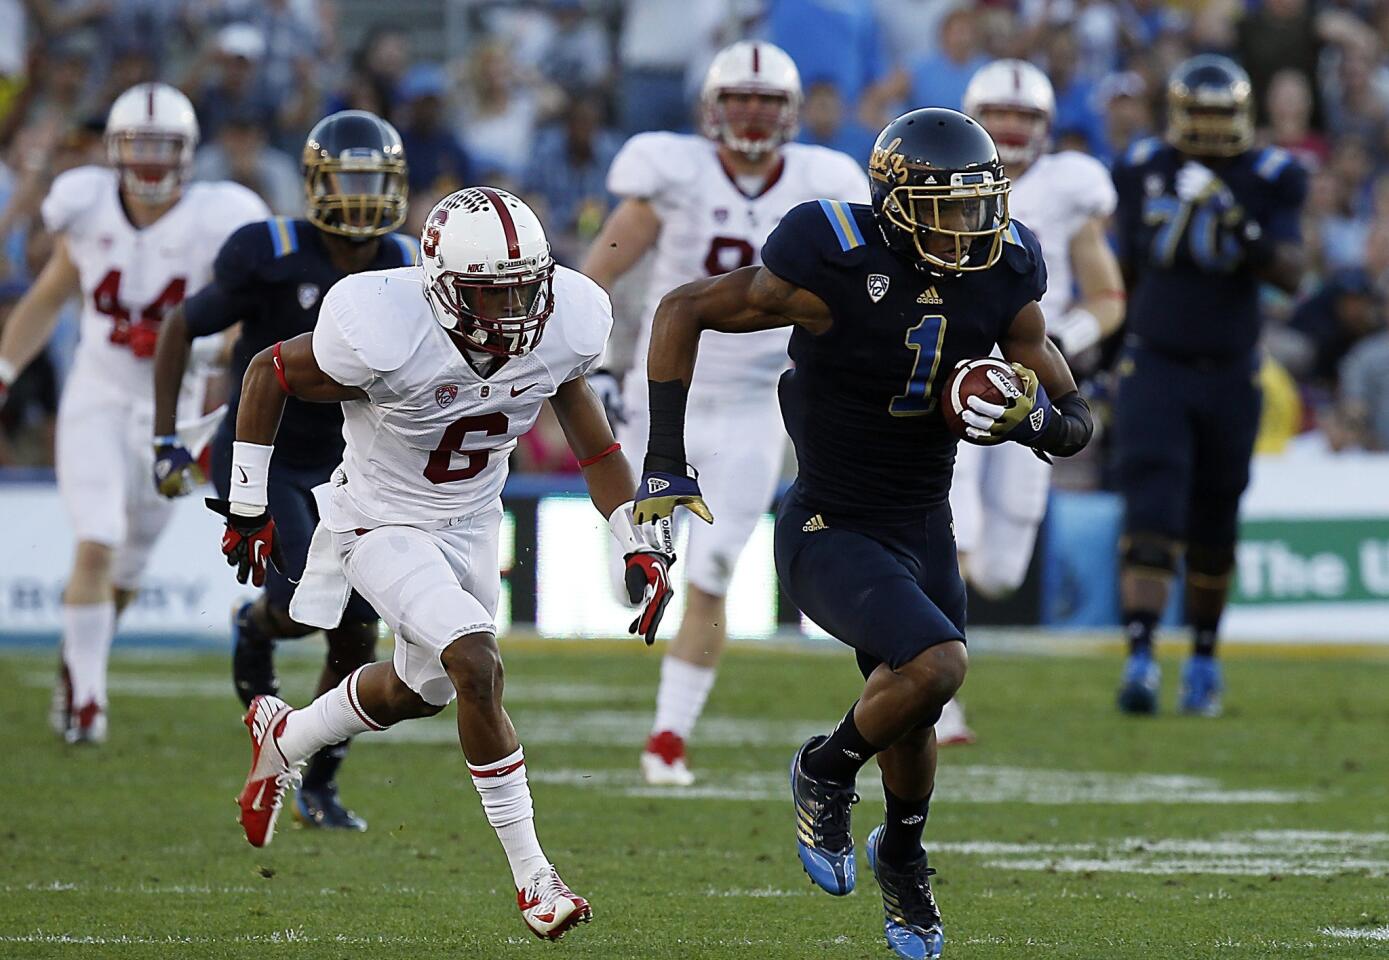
[3,638,1388,959]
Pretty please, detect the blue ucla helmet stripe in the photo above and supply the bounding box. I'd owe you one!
[392,233,419,264]
[266,217,297,257]
[819,199,864,251]
[1256,148,1291,181]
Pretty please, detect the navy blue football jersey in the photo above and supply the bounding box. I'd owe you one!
[761,199,1047,522]
[184,218,418,467]
[1112,138,1307,361]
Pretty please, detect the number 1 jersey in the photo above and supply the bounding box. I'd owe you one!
[40,165,270,405]
[606,132,869,397]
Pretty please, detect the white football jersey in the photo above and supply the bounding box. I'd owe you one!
[313,265,612,526]
[608,132,869,397]
[1008,150,1117,317]
[41,165,269,404]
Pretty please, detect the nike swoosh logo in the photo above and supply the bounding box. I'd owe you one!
[511,383,539,397]
[250,781,267,812]
[533,911,555,924]
[237,467,249,484]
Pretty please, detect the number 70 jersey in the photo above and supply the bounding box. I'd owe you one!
[40,165,270,402]
[607,132,869,396]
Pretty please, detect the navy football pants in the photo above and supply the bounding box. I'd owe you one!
[1114,343,1262,551]
[775,485,967,679]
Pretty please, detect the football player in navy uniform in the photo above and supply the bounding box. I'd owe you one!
[150,110,416,829]
[1110,56,1306,717]
[632,108,1094,960]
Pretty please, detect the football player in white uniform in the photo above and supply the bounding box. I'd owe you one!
[939,60,1126,744]
[216,188,673,942]
[0,83,269,744]
[581,40,869,786]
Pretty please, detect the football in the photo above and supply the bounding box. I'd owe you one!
[940,357,1026,442]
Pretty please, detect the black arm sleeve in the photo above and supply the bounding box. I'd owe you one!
[645,378,689,474]
[1034,391,1093,458]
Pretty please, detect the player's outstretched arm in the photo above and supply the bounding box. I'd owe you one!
[580,198,662,293]
[0,235,79,401]
[635,266,829,525]
[1052,218,1126,357]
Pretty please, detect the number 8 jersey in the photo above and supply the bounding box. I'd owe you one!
[607,132,868,398]
[40,165,269,407]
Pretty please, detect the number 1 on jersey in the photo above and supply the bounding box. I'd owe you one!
[889,315,947,416]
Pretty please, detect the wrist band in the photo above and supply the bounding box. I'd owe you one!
[231,441,274,511]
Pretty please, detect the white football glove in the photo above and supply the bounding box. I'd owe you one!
[1175,161,1220,203]
[961,394,1008,443]
[1048,306,1103,358]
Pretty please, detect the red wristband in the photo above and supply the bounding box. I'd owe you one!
[579,442,621,468]
[271,341,292,395]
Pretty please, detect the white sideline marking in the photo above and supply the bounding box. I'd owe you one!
[1322,926,1389,941]
[522,764,1314,806]
[375,711,824,748]
[0,930,435,945]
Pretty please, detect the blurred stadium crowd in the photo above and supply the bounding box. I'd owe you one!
[1,0,1387,472]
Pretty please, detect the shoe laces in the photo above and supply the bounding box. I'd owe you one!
[522,866,568,906]
[810,782,859,852]
[884,858,941,930]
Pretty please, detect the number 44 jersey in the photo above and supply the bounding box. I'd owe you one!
[312,265,612,527]
[608,132,869,397]
[40,165,269,405]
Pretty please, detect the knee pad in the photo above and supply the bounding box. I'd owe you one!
[1186,542,1236,588]
[1121,535,1181,576]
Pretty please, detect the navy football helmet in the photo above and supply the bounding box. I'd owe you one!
[1166,55,1254,158]
[302,110,408,239]
[868,108,1010,274]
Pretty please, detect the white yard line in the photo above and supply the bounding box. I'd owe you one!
[1321,926,1389,941]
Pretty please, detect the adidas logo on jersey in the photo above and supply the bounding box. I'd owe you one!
[802,514,827,533]
[647,478,671,494]
[917,286,944,305]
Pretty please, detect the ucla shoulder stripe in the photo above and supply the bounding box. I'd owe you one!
[819,199,865,251]
[267,217,298,257]
[392,233,420,264]
[1004,222,1022,246]
[1125,137,1162,166]
[1255,147,1291,181]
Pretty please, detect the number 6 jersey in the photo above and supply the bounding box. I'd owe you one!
[607,132,868,398]
[40,165,269,406]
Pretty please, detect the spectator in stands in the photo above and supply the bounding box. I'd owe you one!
[0,279,56,466]
[1265,68,1330,170]
[616,0,717,135]
[860,3,982,121]
[1281,269,1382,390]
[1320,31,1389,139]
[185,24,279,144]
[396,63,474,235]
[538,0,613,94]
[521,92,620,267]
[1307,138,1375,271]
[1237,0,1322,129]
[1094,70,1151,166]
[1044,26,1104,156]
[798,80,876,164]
[457,40,540,183]
[192,110,303,216]
[1328,313,1389,450]
[326,25,412,125]
[768,0,887,117]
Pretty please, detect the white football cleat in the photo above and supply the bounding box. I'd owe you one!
[641,730,696,786]
[934,697,976,746]
[236,695,301,848]
[64,701,107,745]
[516,864,592,940]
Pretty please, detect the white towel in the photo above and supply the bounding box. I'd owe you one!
[288,484,352,629]
[176,404,227,457]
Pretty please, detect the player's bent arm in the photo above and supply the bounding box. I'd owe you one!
[550,375,635,520]
[1063,217,1126,348]
[0,235,79,390]
[579,197,662,292]
[1001,302,1093,458]
[644,266,830,473]
[152,305,194,437]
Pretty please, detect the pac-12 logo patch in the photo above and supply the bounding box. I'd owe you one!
[866,274,890,303]
[297,283,320,310]
[435,384,458,408]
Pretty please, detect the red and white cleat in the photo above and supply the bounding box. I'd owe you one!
[935,697,976,747]
[236,695,300,848]
[640,730,695,786]
[64,701,107,745]
[516,865,592,941]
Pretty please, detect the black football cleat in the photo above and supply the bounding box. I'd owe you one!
[867,825,944,959]
[294,782,367,831]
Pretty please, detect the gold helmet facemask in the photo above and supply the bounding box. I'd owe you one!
[878,171,1012,273]
[304,148,408,239]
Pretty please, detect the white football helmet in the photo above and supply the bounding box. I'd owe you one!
[701,41,802,159]
[962,60,1055,169]
[420,187,555,358]
[105,82,200,204]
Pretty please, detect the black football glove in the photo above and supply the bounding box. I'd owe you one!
[206,498,286,587]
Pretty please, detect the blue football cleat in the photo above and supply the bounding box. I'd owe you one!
[1179,654,1223,717]
[867,826,944,960]
[790,736,858,895]
[1116,652,1160,715]
[294,783,367,831]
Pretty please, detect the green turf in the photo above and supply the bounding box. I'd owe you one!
[3,642,1388,959]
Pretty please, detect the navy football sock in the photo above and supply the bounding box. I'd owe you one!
[803,704,880,786]
[1123,610,1158,656]
[302,739,350,790]
[879,786,930,868]
[1192,625,1219,658]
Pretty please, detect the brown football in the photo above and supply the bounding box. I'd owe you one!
[940,358,1025,442]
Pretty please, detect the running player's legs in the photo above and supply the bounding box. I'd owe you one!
[111,411,175,597]
[969,439,1051,598]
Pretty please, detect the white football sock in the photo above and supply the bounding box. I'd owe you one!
[62,602,116,709]
[470,747,548,888]
[277,667,384,763]
[651,655,717,741]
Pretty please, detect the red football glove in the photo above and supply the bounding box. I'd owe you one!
[206,498,286,587]
[624,550,675,646]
